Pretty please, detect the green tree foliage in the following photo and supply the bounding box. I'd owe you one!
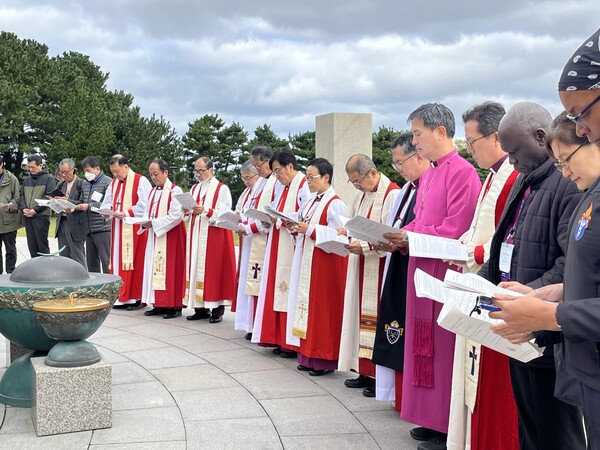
[182,114,249,198]
[288,131,315,171]
[372,126,403,184]
[0,32,53,177]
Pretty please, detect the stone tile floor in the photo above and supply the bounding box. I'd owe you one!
[0,238,417,449]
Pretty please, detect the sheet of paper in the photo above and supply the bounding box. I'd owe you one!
[173,192,198,209]
[212,220,242,232]
[91,206,120,217]
[437,299,544,363]
[243,208,274,224]
[55,199,76,210]
[414,268,449,304]
[218,210,241,224]
[315,226,350,256]
[122,216,151,226]
[444,270,524,297]
[343,215,400,244]
[263,205,299,224]
[405,231,468,261]
[34,198,51,207]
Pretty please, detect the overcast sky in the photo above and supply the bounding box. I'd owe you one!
[1,1,598,139]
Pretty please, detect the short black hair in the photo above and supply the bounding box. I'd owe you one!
[462,101,506,136]
[109,155,130,166]
[251,146,273,162]
[270,150,298,170]
[81,156,101,169]
[391,132,416,155]
[152,158,169,172]
[308,157,333,183]
[27,154,43,166]
[408,103,456,138]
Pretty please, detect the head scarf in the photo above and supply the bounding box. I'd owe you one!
[558,28,600,91]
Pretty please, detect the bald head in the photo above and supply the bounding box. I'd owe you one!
[345,154,376,175]
[498,102,552,175]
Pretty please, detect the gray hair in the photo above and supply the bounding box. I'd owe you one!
[240,159,258,175]
[345,154,376,175]
[59,158,76,169]
[392,132,417,155]
[462,101,506,136]
[503,102,552,134]
[251,146,273,162]
[408,103,456,138]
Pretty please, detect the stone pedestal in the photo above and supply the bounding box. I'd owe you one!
[31,357,112,436]
[315,113,372,205]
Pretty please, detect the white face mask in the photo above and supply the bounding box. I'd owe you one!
[84,172,97,182]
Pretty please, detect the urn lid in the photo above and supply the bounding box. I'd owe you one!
[10,255,90,284]
[33,297,110,312]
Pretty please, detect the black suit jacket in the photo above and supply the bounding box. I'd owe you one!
[55,177,87,241]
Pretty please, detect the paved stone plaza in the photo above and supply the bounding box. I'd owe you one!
[0,237,418,449]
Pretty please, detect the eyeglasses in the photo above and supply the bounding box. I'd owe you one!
[466,132,494,150]
[58,169,74,175]
[566,93,600,131]
[253,160,267,168]
[194,168,209,174]
[241,174,258,181]
[306,174,322,182]
[347,171,371,186]
[391,152,417,170]
[554,142,587,171]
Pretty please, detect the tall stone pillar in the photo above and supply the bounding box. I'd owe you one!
[315,113,372,205]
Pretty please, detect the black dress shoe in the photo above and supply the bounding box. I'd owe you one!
[410,427,439,441]
[272,348,282,355]
[186,308,211,320]
[344,375,374,389]
[209,314,223,323]
[279,350,297,359]
[144,308,165,316]
[416,434,447,450]
[244,332,253,341]
[126,300,144,311]
[163,309,182,319]
[297,364,312,372]
[362,385,376,397]
[309,369,334,377]
[112,304,129,309]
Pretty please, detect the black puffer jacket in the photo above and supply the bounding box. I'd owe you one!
[479,158,582,367]
[81,172,112,234]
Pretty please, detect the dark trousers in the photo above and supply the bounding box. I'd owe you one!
[86,231,111,273]
[509,359,586,450]
[579,382,600,450]
[24,215,50,258]
[57,220,87,269]
[0,230,17,273]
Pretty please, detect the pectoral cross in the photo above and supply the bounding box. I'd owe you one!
[469,345,478,376]
[252,263,261,279]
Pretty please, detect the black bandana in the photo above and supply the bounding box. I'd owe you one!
[558,28,600,91]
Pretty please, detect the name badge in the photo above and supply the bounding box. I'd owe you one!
[91,191,103,202]
[499,242,514,275]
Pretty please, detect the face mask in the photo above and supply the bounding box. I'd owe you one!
[84,172,96,182]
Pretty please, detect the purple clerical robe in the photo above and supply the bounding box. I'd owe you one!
[400,149,481,434]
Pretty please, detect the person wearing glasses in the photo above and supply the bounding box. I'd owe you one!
[235,146,280,339]
[383,103,480,450]
[183,156,236,323]
[286,158,348,376]
[52,158,87,269]
[337,154,400,397]
[446,102,519,450]
[233,159,261,339]
[491,29,600,449]
[476,104,585,450]
[101,154,152,310]
[371,132,427,415]
[252,150,310,358]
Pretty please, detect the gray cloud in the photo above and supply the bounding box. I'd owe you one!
[1,0,598,138]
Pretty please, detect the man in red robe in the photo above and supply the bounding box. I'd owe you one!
[101,154,151,309]
[184,156,237,323]
[140,159,186,319]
